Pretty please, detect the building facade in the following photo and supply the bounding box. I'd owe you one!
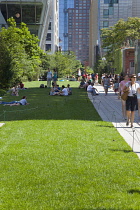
[59,0,91,65]
[89,0,140,68]
[45,0,59,53]
[0,0,59,52]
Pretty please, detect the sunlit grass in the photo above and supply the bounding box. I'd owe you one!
[0,80,140,210]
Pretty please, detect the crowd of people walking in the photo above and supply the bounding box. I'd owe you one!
[101,73,140,127]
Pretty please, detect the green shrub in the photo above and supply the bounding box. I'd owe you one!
[0,89,6,96]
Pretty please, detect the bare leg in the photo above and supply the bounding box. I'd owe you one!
[121,99,126,119]
[47,80,51,88]
[126,111,131,126]
[104,88,108,95]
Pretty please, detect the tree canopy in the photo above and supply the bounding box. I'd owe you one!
[0,18,82,89]
[0,18,44,88]
[101,17,140,60]
[46,51,82,77]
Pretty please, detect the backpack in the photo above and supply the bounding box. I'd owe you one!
[40,84,44,88]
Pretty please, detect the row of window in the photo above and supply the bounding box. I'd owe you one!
[104,0,119,3]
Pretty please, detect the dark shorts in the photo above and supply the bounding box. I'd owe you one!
[53,78,57,82]
[126,96,138,111]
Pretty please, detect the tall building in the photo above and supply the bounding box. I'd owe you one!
[45,0,59,53]
[89,0,140,68]
[0,0,59,52]
[59,0,74,52]
[59,0,91,65]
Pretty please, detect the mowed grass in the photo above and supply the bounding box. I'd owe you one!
[0,80,140,210]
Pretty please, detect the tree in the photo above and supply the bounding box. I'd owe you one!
[101,17,140,60]
[0,18,45,88]
[47,51,82,77]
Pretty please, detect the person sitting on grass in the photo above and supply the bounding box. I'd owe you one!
[49,84,55,95]
[79,80,85,88]
[87,83,97,95]
[50,84,61,95]
[59,85,68,96]
[0,96,29,106]
[67,84,72,95]
[11,86,19,96]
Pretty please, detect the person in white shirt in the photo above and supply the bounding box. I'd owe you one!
[59,85,68,96]
[87,83,96,95]
[46,69,52,88]
[124,74,139,127]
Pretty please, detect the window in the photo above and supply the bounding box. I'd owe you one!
[46,44,51,51]
[22,5,35,23]
[130,61,134,68]
[103,21,109,28]
[48,22,51,30]
[113,0,118,3]
[109,7,114,15]
[103,9,109,17]
[46,33,51,41]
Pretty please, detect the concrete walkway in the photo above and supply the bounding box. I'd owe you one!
[88,84,140,159]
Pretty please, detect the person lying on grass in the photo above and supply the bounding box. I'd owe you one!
[0,96,29,106]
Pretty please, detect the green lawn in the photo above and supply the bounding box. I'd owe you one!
[0,80,140,210]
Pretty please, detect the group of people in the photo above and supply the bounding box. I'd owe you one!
[79,80,99,96]
[11,82,26,96]
[46,69,57,88]
[50,84,72,96]
[102,73,140,127]
[1,71,140,127]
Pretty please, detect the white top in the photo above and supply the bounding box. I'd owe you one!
[19,99,27,105]
[47,71,52,79]
[126,82,139,96]
[87,85,94,91]
[62,88,68,96]
[136,80,140,97]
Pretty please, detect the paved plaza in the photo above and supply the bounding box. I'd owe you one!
[88,84,140,159]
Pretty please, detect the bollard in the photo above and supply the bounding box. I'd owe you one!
[132,127,135,151]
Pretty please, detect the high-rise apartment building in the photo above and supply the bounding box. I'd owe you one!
[0,0,59,52]
[89,0,140,67]
[59,0,91,65]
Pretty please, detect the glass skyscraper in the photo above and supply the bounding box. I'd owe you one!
[59,0,74,52]
[59,0,91,65]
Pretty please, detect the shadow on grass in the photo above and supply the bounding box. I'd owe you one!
[0,88,102,122]
[110,149,133,153]
[72,208,134,210]
[95,125,113,128]
[128,189,140,194]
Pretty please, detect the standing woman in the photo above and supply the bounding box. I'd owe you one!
[53,69,58,86]
[124,74,139,127]
[103,75,110,96]
[119,74,130,119]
